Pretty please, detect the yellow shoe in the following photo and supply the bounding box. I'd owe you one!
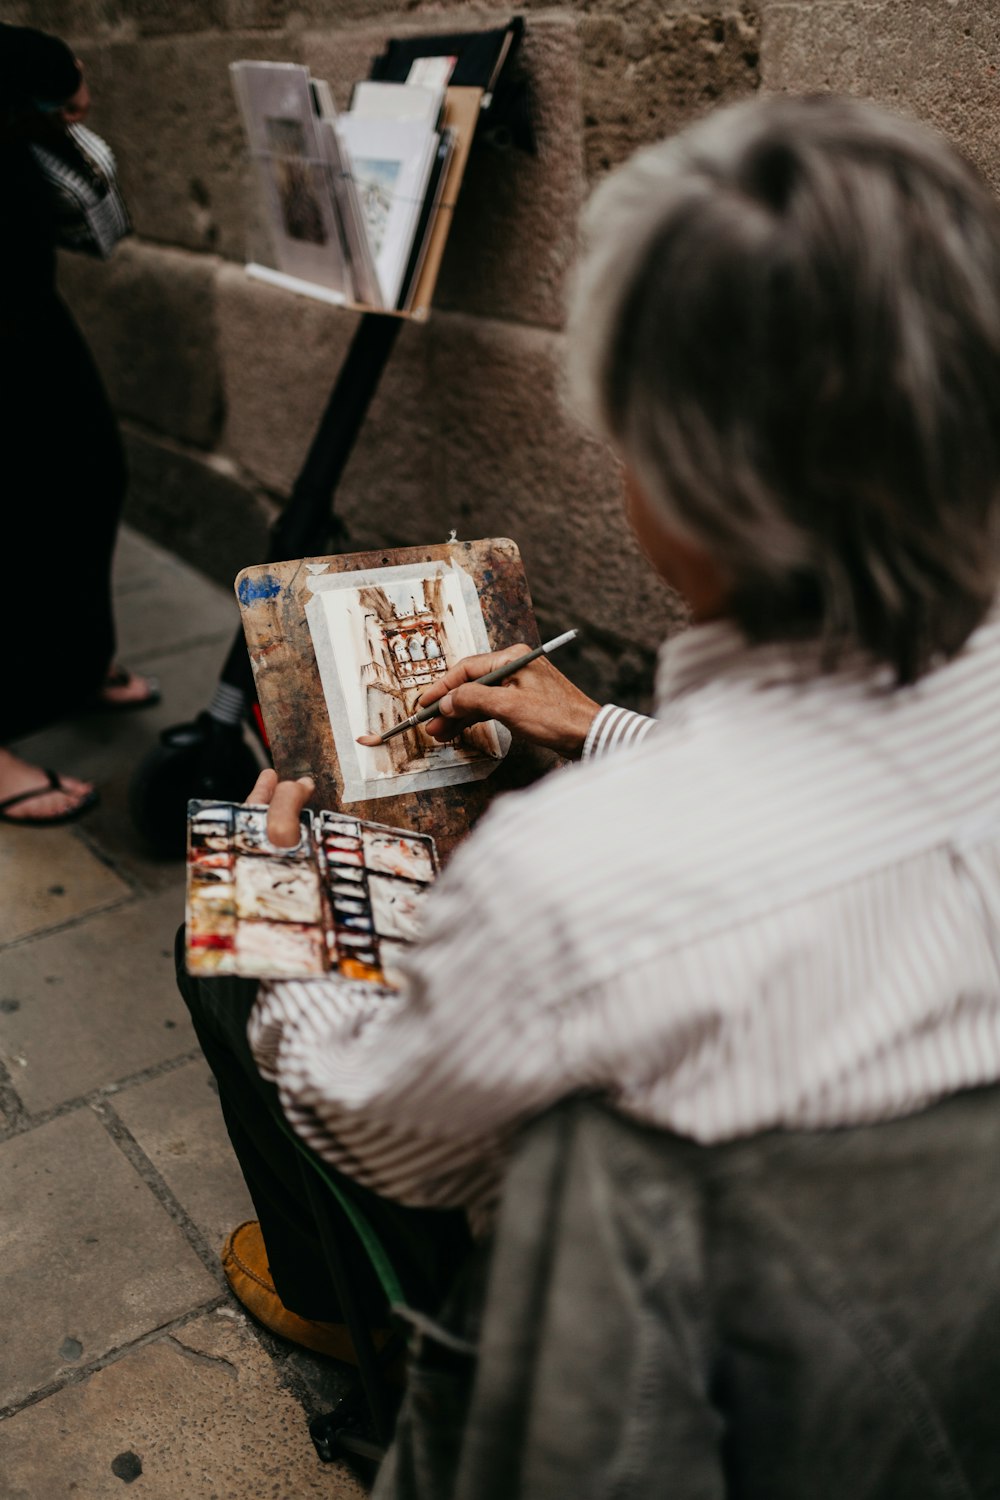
[221,1220,386,1364]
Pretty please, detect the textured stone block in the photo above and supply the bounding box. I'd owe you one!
[0,823,129,949]
[581,4,761,176]
[0,888,195,1113]
[57,241,222,449]
[762,1,1000,192]
[116,0,226,38]
[113,1060,255,1253]
[0,1312,365,1498]
[8,0,123,42]
[216,264,437,547]
[78,32,302,259]
[429,312,684,654]
[437,16,585,330]
[122,428,274,590]
[0,1110,216,1409]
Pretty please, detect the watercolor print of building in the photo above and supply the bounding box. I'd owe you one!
[306,560,510,803]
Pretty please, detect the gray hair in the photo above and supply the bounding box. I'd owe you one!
[568,94,1000,682]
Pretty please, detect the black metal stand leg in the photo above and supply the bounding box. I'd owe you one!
[270,312,402,561]
[131,313,403,854]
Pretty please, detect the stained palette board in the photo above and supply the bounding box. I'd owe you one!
[236,538,552,861]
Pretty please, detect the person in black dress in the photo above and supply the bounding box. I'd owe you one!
[0,23,157,826]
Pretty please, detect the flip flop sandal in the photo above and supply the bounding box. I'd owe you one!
[0,770,99,827]
[96,666,162,712]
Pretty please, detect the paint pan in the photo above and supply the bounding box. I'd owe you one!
[331,895,366,915]
[188,904,237,938]
[234,857,322,923]
[235,920,326,977]
[189,882,236,917]
[320,813,361,837]
[327,865,364,885]
[330,883,366,903]
[339,956,385,983]
[335,913,373,931]
[190,862,235,887]
[325,845,364,867]
[326,833,363,852]
[335,929,375,949]
[189,828,232,854]
[362,828,436,884]
[368,873,429,942]
[189,849,235,872]
[186,941,237,977]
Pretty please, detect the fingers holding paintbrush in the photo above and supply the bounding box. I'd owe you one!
[356,631,603,760]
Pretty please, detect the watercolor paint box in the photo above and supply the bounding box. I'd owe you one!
[185,799,438,984]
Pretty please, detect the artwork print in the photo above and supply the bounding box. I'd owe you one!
[352,156,400,257]
[305,559,511,803]
[265,116,328,245]
[186,800,437,984]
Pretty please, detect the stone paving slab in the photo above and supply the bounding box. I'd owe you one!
[0,820,131,948]
[0,1109,218,1410]
[0,1309,367,1499]
[0,888,194,1114]
[10,637,261,897]
[99,532,240,661]
[113,1058,255,1256]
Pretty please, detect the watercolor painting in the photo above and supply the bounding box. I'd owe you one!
[305,560,510,803]
[265,116,328,245]
[185,801,438,984]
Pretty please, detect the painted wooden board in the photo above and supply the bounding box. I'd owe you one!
[236,538,553,861]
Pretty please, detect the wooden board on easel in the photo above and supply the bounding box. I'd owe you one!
[236,537,552,861]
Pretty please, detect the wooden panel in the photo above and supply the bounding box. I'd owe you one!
[236,537,554,861]
[405,86,482,321]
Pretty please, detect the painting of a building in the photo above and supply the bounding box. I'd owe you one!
[305,560,509,803]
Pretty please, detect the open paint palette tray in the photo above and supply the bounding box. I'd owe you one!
[185,799,437,983]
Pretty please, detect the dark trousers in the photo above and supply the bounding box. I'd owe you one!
[4,295,127,742]
[175,929,472,1325]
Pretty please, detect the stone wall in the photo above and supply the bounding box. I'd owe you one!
[14,0,1000,705]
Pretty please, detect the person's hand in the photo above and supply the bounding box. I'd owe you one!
[358,644,602,760]
[245,768,315,847]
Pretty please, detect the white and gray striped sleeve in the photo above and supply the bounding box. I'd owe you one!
[247,819,583,1217]
[582,703,657,760]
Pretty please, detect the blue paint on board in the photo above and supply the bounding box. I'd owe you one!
[238,574,281,606]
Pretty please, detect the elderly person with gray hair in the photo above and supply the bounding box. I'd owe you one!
[181,93,1000,1493]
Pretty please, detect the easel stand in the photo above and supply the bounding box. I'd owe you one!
[129,86,483,856]
[216,312,402,708]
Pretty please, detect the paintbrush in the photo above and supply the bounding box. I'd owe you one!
[372,629,579,743]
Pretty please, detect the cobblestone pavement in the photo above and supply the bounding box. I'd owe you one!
[0,529,367,1499]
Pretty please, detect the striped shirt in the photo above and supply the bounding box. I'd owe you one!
[30,123,130,260]
[249,609,1000,1230]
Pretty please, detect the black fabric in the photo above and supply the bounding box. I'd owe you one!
[0,24,80,116]
[369,21,524,91]
[175,927,472,1326]
[2,295,126,741]
[1,26,125,742]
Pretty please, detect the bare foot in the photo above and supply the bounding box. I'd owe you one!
[99,665,160,708]
[0,748,95,822]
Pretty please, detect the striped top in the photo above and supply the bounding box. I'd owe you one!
[250,609,1000,1230]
